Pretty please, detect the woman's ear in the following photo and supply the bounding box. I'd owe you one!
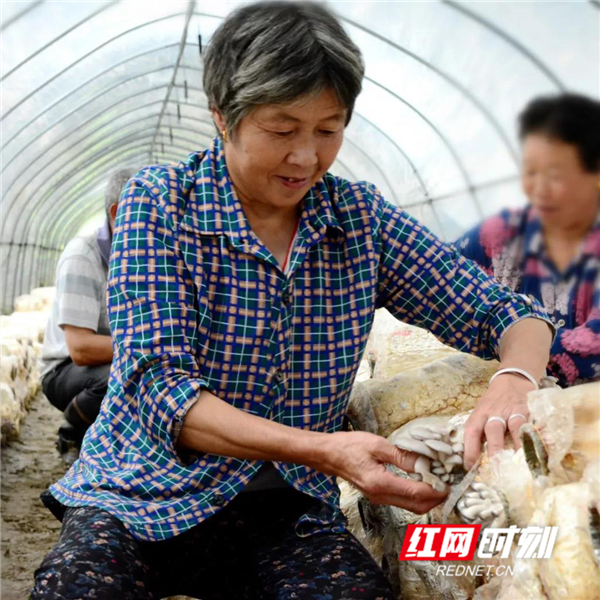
[109,203,119,230]
[212,108,226,133]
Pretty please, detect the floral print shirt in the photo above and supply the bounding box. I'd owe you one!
[457,206,600,385]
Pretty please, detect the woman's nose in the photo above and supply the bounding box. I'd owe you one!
[531,175,550,197]
[286,142,318,170]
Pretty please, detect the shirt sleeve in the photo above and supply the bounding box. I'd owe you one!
[548,278,600,385]
[55,253,103,332]
[107,176,212,457]
[373,190,553,360]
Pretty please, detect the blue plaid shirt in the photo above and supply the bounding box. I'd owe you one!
[50,137,551,541]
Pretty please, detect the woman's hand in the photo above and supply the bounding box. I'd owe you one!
[460,317,552,469]
[317,431,448,514]
[462,373,536,469]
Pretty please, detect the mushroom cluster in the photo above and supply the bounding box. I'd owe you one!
[390,416,467,493]
[390,414,510,528]
[456,481,506,528]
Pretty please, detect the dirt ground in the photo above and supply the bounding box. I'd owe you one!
[0,393,196,600]
[1,392,66,599]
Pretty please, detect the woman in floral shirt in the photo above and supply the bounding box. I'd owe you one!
[458,94,600,386]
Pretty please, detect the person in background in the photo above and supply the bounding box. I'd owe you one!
[40,168,135,462]
[457,94,600,386]
[32,4,553,599]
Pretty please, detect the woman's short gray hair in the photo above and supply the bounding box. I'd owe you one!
[203,1,364,137]
[104,168,136,216]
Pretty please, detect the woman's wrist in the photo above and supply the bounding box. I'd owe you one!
[285,429,334,472]
[299,431,369,480]
[489,367,540,390]
[488,370,538,392]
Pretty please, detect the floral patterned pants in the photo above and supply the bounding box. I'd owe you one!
[31,488,395,599]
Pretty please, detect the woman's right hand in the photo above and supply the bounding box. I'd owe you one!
[317,431,448,514]
[179,392,447,513]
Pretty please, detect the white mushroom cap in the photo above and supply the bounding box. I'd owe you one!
[409,426,443,441]
[393,436,438,460]
[424,439,454,455]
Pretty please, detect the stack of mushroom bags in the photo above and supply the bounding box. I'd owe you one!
[0,287,54,445]
[347,308,500,525]
[347,308,498,437]
[473,381,600,600]
[341,310,600,599]
[389,382,600,600]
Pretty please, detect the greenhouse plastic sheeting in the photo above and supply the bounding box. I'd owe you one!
[1,0,598,312]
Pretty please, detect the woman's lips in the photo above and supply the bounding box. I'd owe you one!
[277,176,309,190]
[536,205,560,215]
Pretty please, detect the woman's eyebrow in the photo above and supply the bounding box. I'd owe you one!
[261,111,347,124]
[263,113,302,124]
[321,112,347,123]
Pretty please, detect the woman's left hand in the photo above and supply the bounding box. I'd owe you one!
[462,373,537,469]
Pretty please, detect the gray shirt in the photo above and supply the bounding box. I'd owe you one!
[40,222,111,377]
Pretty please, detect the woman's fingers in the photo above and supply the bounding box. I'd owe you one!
[365,470,448,514]
[335,435,448,513]
[507,411,528,448]
[464,411,515,468]
[374,441,421,474]
[463,375,533,468]
[484,418,508,457]
[463,411,487,470]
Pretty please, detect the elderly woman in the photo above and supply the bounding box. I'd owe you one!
[33,3,553,599]
[457,94,600,386]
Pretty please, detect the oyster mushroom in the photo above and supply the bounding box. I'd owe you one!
[391,435,439,461]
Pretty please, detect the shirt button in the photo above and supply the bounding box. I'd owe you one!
[555,319,566,328]
[282,291,292,305]
[213,493,226,507]
[274,369,284,384]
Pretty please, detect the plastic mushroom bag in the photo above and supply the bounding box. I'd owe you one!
[527,381,600,483]
[349,354,497,437]
[338,479,383,564]
[496,478,600,600]
[349,309,499,438]
[537,481,600,600]
[366,309,459,380]
[481,386,600,600]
